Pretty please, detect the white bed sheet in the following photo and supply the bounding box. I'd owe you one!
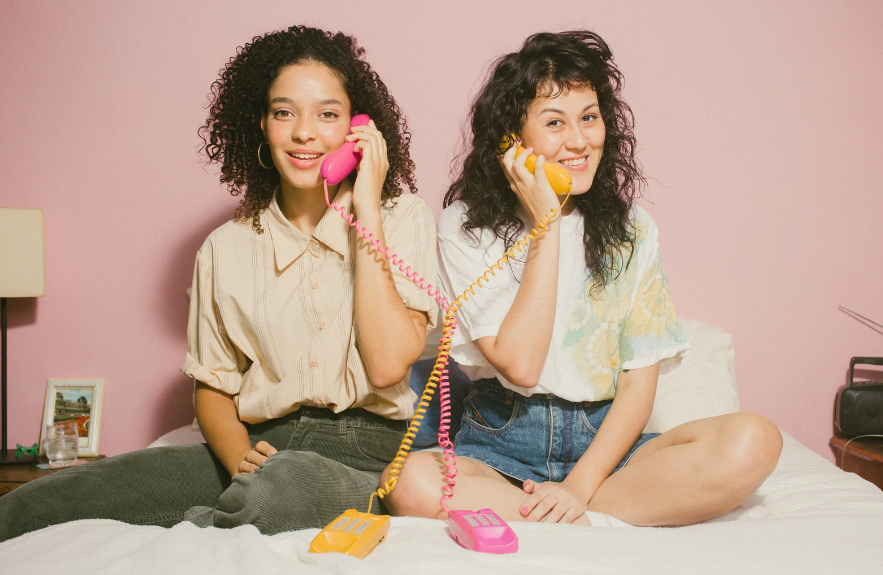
[2,431,882,574]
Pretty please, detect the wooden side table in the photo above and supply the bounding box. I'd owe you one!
[829,434,883,490]
[0,456,105,496]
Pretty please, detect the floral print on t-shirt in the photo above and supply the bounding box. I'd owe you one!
[562,215,686,400]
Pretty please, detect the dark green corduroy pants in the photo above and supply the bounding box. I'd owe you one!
[0,408,405,541]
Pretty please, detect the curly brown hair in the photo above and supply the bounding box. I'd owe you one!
[199,25,417,230]
[445,31,643,296]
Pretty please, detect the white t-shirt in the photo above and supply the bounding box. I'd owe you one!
[437,201,689,402]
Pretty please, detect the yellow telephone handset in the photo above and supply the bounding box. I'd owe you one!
[310,509,390,559]
[500,133,573,195]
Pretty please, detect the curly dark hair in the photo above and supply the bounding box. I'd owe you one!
[444,30,644,294]
[200,25,417,231]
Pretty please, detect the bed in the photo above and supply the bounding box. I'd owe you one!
[2,320,882,574]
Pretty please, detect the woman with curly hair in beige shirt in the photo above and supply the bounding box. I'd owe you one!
[0,25,436,542]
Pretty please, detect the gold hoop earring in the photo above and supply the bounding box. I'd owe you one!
[257,143,274,170]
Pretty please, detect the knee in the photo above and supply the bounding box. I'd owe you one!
[236,450,347,503]
[381,452,446,519]
[220,450,328,508]
[716,412,783,487]
[259,450,325,482]
[214,450,335,530]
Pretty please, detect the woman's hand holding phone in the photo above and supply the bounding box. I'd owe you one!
[499,141,561,228]
[347,119,389,215]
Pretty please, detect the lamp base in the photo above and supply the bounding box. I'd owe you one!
[0,450,38,466]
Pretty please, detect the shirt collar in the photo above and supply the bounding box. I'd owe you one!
[312,185,353,257]
[265,185,353,271]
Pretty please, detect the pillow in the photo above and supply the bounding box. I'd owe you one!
[147,425,205,448]
[642,316,740,434]
[412,316,740,445]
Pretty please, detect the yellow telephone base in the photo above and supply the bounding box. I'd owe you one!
[310,509,390,559]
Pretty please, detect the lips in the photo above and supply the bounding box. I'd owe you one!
[285,149,324,170]
[559,155,589,172]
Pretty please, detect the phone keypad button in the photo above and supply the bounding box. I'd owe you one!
[354,521,371,534]
[331,517,348,530]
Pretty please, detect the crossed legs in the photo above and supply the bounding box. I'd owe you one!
[382,412,782,526]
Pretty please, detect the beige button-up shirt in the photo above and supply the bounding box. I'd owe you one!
[182,186,438,422]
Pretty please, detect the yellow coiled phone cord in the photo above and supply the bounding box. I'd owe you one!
[368,190,571,515]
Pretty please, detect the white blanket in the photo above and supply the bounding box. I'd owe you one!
[2,432,882,574]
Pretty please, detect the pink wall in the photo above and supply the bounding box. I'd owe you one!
[1,1,881,459]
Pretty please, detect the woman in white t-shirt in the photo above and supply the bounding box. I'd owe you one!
[382,31,782,527]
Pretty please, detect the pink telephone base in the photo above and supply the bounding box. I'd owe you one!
[447,509,518,554]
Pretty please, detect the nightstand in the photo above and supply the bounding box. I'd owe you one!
[829,434,883,490]
[0,456,105,496]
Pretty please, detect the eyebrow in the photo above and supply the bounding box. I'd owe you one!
[538,103,599,115]
[268,97,345,107]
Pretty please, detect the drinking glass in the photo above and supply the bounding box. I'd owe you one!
[44,421,79,468]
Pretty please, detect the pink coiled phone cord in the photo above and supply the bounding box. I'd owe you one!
[323,179,459,512]
[324,180,449,309]
[324,178,567,515]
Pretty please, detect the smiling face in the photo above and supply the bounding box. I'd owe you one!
[520,84,606,195]
[261,61,352,192]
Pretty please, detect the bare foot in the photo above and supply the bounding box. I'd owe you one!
[574,513,591,526]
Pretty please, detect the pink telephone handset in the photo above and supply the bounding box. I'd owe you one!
[319,114,372,185]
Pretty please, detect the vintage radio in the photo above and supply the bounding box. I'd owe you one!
[835,357,883,437]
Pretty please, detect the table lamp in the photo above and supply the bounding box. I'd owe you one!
[0,208,45,465]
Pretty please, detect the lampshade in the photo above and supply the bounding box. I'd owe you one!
[0,208,44,297]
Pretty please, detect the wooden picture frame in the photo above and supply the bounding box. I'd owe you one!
[39,379,104,457]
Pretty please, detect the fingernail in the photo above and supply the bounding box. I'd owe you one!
[520,507,529,514]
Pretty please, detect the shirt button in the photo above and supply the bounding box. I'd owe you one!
[318,322,326,331]
[311,282,318,289]
[310,359,319,368]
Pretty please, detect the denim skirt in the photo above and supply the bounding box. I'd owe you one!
[454,378,660,483]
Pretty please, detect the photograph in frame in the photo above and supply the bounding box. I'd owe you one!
[39,379,104,457]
